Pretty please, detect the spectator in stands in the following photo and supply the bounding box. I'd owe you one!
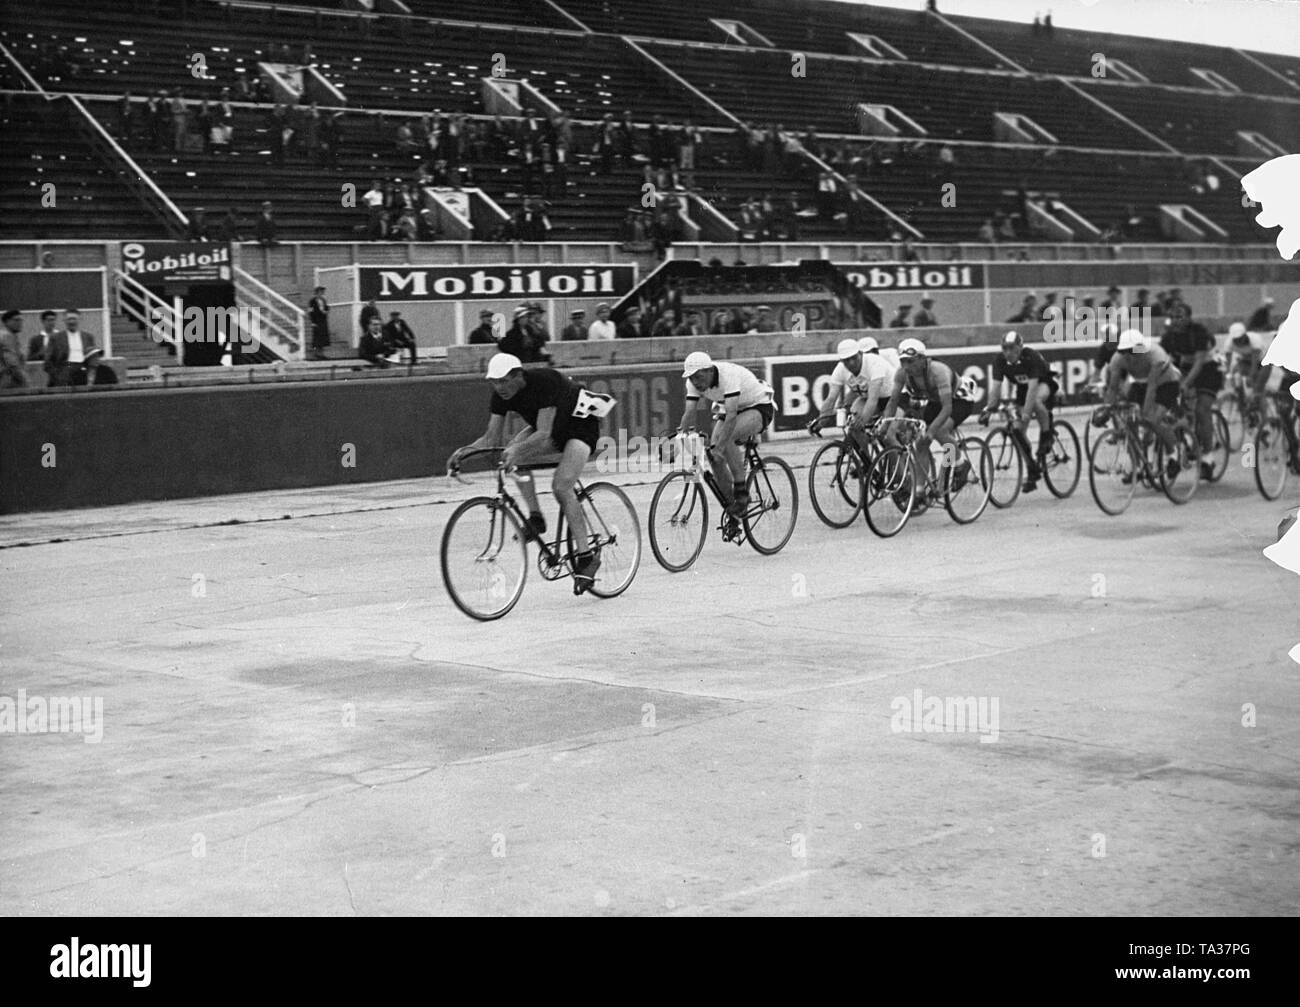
[938,144,955,169]
[359,299,381,333]
[382,310,417,364]
[148,91,169,152]
[560,309,587,341]
[525,303,550,347]
[1039,292,1062,322]
[362,180,385,239]
[588,304,616,341]
[186,208,211,242]
[321,112,342,168]
[218,207,244,243]
[899,238,920,263]
[391,208,419,241]
[1134,288,1160,318]
[616,110,639,165]
[27,310,58,363]
[913,297,939,328]
[468,309,497,345]
[997,212,1017,241]
[308,286,330,360]
[651,309,678,339]
[816,171,839,221]
[212,90,234,155]
[978,219,997,244]
[517,198,552,242]
[889,305,913,329]
[0,311,28,390]
[675,310,706,337]
[755,305,779,334]
[169,89,189,153]
[255,201,278,247]
[46,310,100,387]
[301,103,323,163]
[1100,286,1124,310]
[268,103,293,165]
[617,306,647,340]
[843,176,872,235]
[1007,294,1038,323]
[118,93,136,141]
[195,101,214,155]
[1248,297,1275,331]
[595,113,617,175]
[679,120,702,176]
[500,306,550,362]
[359,316,393,368]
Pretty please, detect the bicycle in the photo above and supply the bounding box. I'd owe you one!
[806,417,885,528]
[1217,372,1261,453]
[441,448,641,620]
[1087,403,1199,515]
[860,417,993,536]
[1169,390,1230,484]
[1252,394,1300,501]
[979,402,1082,507]
[648,429,798,571]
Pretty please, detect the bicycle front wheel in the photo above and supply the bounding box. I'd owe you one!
[1160,426,1200,504]
[648,470,708,572]
[440,496,528,621]
[808,439,865,528]
[984,427,1023,509]
[1043,419,1082,498]
[1088,429,1137,516]
[1253,418,1289,501]
[945,437,993,524]
[1205,409,1230,483]
[578,482,642,599]
[745,455,798,555]
[1216,390,1242,451]
[862,446,915,538]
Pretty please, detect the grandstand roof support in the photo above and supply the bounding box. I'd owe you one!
[1233,49,1300,94]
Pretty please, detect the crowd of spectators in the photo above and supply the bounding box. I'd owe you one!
[0,308,114,390]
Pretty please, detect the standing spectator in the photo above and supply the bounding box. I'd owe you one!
[552,112,572,191]
[212,89,234,154]
[301,102,322,163]
[561,309,586,341]
[148,90,169,151]
[816,170,839,221]
[169,89,188,152]
[308,285,330,359]
[754,305,779,334]
[978,218,997,244]
[595,113,617,175]
[254,201,278,246]
[1248,297,1275,331]
[382,310,417,363]
[1099,286,1124,310]
[679,119,701,174]
[195,100,214,154]
[912,297,938,327]
[468,309,498,345]
[359,316,392,367]
[587,303,615,341]
[321,111,342,167]
[218,206,244,242]
[118,92,136,141]
[615,109,638,165]
[616,306,646,339]
[46,309,100,386]
[358,299,381,333]
[524,302,550,347]
[1134,288,1161,319]
[889,304,913,328]
[268,103,292,165]
[899,238,920,263]
[0,310,28,389]
[1038,292,1061,321]
[186,207,211,241]
[27,309,59,363]
[362,179,385,239]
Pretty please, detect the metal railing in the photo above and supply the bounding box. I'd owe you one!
[234,267,306,360]
[115,269,184,364]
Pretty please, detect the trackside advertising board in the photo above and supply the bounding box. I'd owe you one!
[765,342,1101,437]
[120,242,232,284]
[357,264,637,302]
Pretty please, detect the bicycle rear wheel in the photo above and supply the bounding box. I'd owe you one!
[1217,390,1243,451]
[984,427,1023,508]
[862,446,914,538]
[1253,418,1289,501]
[578,482,642,599]
[1043,420,1082,498]
[440,497,528,621]
[1160,426,1200,504]
[745,456,798,555]
[808,439,864,528]
[1088,429,1137,516]
[648,470,708,572]
[944,437,993,524]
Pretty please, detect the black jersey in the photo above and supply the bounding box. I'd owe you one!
[489,367,580,428]
[992,346,1055,386]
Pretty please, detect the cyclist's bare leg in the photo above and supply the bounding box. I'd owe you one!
[711,411,764,501]
[512,467,544,516]
[552,440,592,554]
[1193,389,1215,454]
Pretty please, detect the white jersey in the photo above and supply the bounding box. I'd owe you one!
[830,353,897,398]
[686,360,775,411]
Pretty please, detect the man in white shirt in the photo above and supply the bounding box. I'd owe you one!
[47,309,100,386]
[809,337,898,450]
[587,303,616,341]
[27,309,59,363]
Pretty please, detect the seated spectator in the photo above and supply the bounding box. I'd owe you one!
[561,309,587,341]
[674,310,706,337]
[588,303,616,341]
[650,309,678,339]
[468,308,498,344]
[1248,297,1275,331]
[1038,292,1061,322]
[738,308,758,334]
[359,316,393,367]
[1006,294,1038,323]
[359,299,381,333]
[390,209,419,241]
[754,305,779,334]
[382,310,417,363]
[396,120,419,154]
[218,207,244,243]
[977,218,997,244]
[889,304,913,328]
[186,207,211,242]
[912,297,938,327]
[617,307,647,339]
[254,201,278,247]
[46,309,100,386]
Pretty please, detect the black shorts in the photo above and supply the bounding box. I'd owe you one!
[922,397,973,428]
[1126,380,1179,409]
[1190,363,1224,395]
[735,402,775,432]
[1014,378,1059,411]
[550,412,601,454]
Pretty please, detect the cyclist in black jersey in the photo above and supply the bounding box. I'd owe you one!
[980,331,1059,492]
[1160,303,1224,480]
[448,353,614,591]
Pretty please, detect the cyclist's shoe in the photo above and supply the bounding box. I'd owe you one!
[572,548,601,595]
[1022,477,1039,493]
[526,513,547,540]
[1165,457,1181,482]
[1198,462,1215,481]
[726,491,750,518]
[949,458,972,493]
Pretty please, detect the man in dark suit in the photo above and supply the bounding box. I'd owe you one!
[561,308,586,341]
[358,299,381,334]
[27,309,59,362]
[499,305,549,362]
[1,310,28,389]
[307,286,330,360]
[381,310,417,364]
[359,316,391,367]
[255,201,278,247]
[45,309,100,386]
[467,308,497,344]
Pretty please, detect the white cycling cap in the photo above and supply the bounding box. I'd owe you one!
[682,350,714,377]
[1228,322,1248,341]
[858,336,879,353]
[897,337,927,358]
[485,352,523,379]
[1116,329,1148,352]
[836,338,861,360]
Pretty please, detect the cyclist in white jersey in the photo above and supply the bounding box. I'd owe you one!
[677,351,776,517]
[809,337,899,450]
